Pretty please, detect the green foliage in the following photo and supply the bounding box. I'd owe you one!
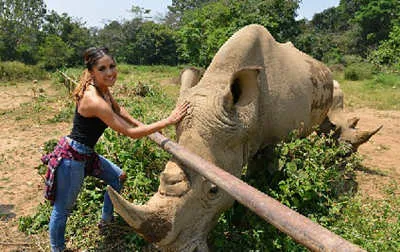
[176,0,301,66]
[18,202,51,234]
[354,0,400,50]
[342,54,364,65]
[0,0,47,64]
[366,72,400,89]
[38,35,74,71]
[344,62,376,80]
[295,0,368,60]
[369,24,400,69]
[124,22,178,65]
[210,131,360,250]
[47,100,74,123]
[0,61,47,81]
[165,0,214,26]
[334,71,400,110]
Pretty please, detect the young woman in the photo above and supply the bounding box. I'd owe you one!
[42,47,189,252]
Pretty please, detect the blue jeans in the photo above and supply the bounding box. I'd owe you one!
[49,137,124,252]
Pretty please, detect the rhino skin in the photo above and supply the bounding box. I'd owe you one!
[108,24,380,251]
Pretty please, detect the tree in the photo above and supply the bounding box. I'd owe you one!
[123,21,177,65]
[0,0,47,63]
[176,0,301,66]
[38,35,73,70]
[97,21,127,62]
[42,10,94,67]
[165,0,215,27]
[369,24,400,68]
[354,0,400,50]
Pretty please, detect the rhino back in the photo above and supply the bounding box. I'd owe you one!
[204,24,333,144]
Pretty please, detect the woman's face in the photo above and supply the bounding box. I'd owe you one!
[91,55,117,88]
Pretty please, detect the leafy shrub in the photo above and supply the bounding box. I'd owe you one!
[344,62,376,80]
[366,72,400,89]
[210,131,360,251]
[322,48,343,65]
[342,55,364,66]
[38,35,74,71]
[368,24,400,68]
[0,61,47,81]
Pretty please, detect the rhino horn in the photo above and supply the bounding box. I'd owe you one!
[347,117,360,128]
[107,186,173,243]
[351,125,383,149]
[107,186,146,227]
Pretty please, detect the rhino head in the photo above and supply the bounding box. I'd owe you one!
[321,80,383,151]
[108,24,376,251]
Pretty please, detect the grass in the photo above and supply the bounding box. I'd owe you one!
[333,71,400,110]
[331,183,400,251]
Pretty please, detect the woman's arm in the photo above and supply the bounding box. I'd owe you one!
[80,94,189,139]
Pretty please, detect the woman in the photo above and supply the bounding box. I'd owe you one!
[42,47,189,252]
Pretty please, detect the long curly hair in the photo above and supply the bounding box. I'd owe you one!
[72,47,115,103]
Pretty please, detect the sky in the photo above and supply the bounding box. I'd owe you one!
[43,0,340,28]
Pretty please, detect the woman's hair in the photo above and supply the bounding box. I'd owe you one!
[72,47,115,103]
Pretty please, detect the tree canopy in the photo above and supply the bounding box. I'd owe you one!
[0,0,398,70]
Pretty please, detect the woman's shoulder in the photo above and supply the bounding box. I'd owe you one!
[78,86,108,116]
[81,86,101,102]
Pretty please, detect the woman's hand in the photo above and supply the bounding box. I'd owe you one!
[167,101,190,125]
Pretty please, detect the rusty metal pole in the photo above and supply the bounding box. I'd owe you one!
[145,131,364,252]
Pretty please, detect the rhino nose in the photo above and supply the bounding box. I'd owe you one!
[159,161,190,197]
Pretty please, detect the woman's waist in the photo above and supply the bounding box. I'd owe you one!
[65,136,94,154]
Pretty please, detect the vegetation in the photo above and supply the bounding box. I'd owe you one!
[0,61,47,81]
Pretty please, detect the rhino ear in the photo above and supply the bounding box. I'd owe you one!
[179,67,203,94]
[224,66,262,110]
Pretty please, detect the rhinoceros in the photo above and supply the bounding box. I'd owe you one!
[108,24,379,251]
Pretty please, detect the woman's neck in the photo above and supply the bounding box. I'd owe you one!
[92,83,109,96]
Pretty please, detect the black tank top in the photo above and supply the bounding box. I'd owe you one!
[68,108,108,148]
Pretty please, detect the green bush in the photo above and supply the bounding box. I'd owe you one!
[342,55,364,66]
[210,131,360,251]
[0,61,47,81]
[322,49,343,65]
[368,24,400,68]
[344,62,376,80]
[366,72,400,89]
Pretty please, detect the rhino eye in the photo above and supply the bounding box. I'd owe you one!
[209,185,218,194]
[201,180,220,204]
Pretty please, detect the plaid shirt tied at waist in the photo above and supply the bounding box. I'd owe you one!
[41,137,102,205]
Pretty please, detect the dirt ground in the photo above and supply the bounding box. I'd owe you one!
[0,81,399,251]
